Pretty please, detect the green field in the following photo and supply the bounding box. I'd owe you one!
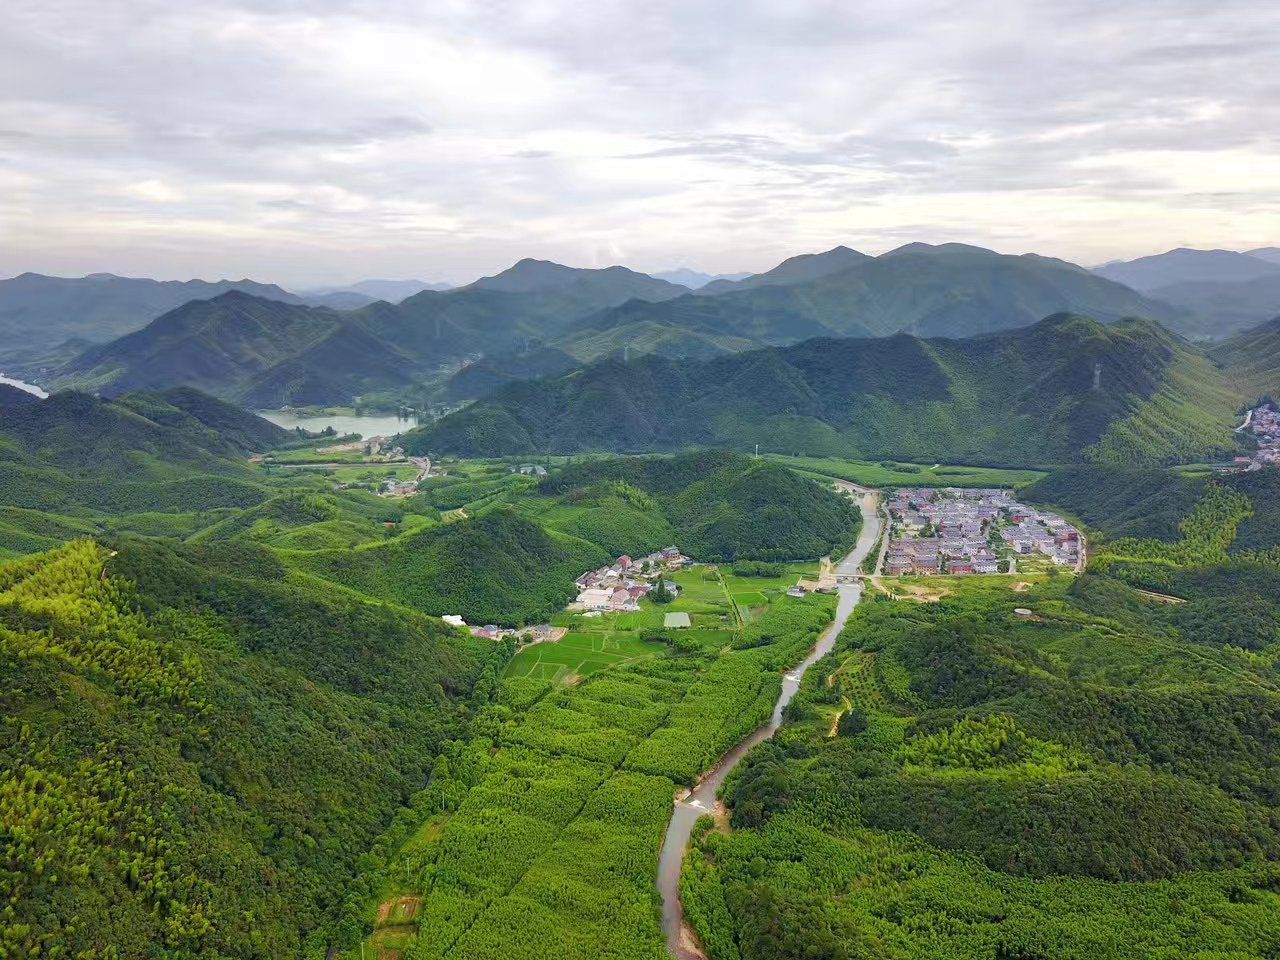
[505,630,662,682]
[766,454,1047,488]
[505,562,821,683]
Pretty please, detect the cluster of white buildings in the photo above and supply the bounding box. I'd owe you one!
[441,615,565,644]
[884,488,1079,576]
[1235,403,1280,471]
[572,547,686,613]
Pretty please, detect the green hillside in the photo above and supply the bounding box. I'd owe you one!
[290,509,607,626]
[407,315,1240,466]
[0,385,431,561]
[0,537,496,959]
[679,468,1280,960]
[1211,315,1280,400]
[533,451,861,562]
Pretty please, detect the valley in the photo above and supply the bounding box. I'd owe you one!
[4,375,1280,959]
[3,244,1280,960]
[9,3,1280,955]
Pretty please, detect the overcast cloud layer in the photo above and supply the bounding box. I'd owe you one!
[1,0,1278,286]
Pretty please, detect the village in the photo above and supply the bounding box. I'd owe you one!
[571,546,688,613]
[441,546,691,643]
[883,487,1081,576]
[1234,401,1280,471]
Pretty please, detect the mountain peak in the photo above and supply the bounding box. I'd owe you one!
[697,244,869,294]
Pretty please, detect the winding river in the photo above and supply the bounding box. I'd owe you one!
[657,487,883,959]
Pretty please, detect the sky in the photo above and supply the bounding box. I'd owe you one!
[1,0,1278,288]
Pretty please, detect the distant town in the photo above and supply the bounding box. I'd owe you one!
[884,488,1082,576]
[1234,401,1280,471]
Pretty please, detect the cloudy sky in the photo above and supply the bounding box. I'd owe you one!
[1,0,1278,287]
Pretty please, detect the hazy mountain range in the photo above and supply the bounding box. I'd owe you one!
[1094,247,1280,337]
[652,268,752,288]
[40,243,1188,406]
[11,241,1280,409]
[0,272,452,360]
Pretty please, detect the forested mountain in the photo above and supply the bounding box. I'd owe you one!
[300,289,379,310]
[556,243,1188,358]
[1249,247,1280,265]
[39,246,1198,405]
[534,451,861,562]
[55,293,351,400]
[443,345,579,401]
[1211,315,1280,400]
[406,314,1239,466]
[0,271,307,357]
[48,260,688,404]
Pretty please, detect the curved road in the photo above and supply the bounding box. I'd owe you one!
[656,486,883,959]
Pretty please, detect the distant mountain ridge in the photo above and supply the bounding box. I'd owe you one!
[1094,248,1280,337]
[405,313,1240,467]
[51,260,688,405]
[1095,248,1280,292]
[0,272,307,357]
[39,244,1205,406]
[652,268,751,288]
[556,242,1187,359]
[697,244,870,294]
[304,279,453,303]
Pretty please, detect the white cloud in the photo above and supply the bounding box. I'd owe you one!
[0,0,1277,285]
[125,179,183,203]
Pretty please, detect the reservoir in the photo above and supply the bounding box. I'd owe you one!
[257,409,420,438]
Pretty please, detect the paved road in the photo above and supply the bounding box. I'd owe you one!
[656,488,879,960]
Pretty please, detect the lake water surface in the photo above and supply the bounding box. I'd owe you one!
[257,410,420,438]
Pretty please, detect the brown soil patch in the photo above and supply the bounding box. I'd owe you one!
[1011,581,1033,592]
[375,896,421,928]
[893,583,950,603]
[564,673,584,687]
[710,799,732,835]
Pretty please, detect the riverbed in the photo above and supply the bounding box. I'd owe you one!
[657,488,883,959]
